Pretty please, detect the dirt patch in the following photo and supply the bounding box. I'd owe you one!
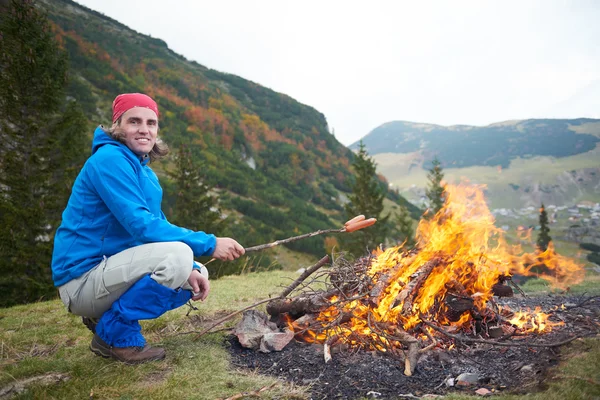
[226,295,598,399]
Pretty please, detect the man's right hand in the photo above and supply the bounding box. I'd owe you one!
[212,237,245,261]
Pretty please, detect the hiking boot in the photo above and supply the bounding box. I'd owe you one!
[90,334,165,365]
[82,317,98,333]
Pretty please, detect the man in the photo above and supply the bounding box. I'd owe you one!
[51,93,245,364]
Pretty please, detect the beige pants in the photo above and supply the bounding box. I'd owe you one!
[58,241,208,318]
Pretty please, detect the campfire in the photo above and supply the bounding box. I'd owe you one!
[241,183,586,377]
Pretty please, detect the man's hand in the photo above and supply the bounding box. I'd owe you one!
[187,269,210,301]
[212,237,245,261]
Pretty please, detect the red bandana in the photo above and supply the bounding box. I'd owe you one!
[112,93,159,123]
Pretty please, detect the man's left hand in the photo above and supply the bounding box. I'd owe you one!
[187,269,210,301]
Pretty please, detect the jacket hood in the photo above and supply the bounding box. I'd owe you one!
[92,126,119,155]
[91,126,149,166]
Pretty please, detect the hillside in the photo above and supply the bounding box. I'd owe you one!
[35,0,420,261]
[352,119,600,209]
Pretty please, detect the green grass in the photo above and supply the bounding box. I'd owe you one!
[0,270,308,400]
[1,268,599,399]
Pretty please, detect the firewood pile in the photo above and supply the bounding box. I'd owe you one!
[233,184,589,377]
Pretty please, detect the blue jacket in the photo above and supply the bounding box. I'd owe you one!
[51,126,216,286]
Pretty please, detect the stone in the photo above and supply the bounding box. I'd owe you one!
[475,387,492,396]
[233,310,294,352]
[456,372,480,386]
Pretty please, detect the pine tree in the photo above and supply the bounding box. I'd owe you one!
[536,203,552,252]
[395,204,415,248]
[0,0,89,307]
[167,145,224,235]
[425,157,446,218]
[344,141,389,256]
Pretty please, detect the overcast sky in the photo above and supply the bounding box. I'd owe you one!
[76,0,600,146]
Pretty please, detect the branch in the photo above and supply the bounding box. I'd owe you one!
[279,255,330,298]
[421,319,582,348]
[245,230,344,252]
[220,382,278,400]
[508,278,528,298]
[190,297,280,341]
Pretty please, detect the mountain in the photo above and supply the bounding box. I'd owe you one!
[36,0,420,259]
[351,119,600,209]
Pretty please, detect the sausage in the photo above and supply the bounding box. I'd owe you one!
[345,218,377,232]
[344,214,366,226]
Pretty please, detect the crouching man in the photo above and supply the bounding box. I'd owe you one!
[51,93,245,364]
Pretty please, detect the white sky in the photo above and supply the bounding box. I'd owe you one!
[75,0,600,146]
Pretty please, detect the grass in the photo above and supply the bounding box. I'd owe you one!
[1,267,599,399]
[0,270,308,400]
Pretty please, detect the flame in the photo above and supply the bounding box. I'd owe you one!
[508,307,564,333]
[299,183,584,345]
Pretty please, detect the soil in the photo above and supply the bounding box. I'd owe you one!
[226,294,599,399]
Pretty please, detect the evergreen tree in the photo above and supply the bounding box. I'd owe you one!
[343,141,389,256]
[395,204,415,248]
[167,145,224,235]
[425,157,446,217]
[536,203,552,252]
[0,0,89,307]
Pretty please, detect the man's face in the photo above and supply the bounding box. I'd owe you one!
[117,107,158,157]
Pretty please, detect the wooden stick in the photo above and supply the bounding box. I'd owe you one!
[508,279,527,297]
[244,215,377,253]
[221,382,278,400]
[191,297,280,341]
[390,258,440,312]
[421,319,582,348]
[245,229,344,252]
[391,327,420,376]
[401,258,442,315]
[266,290,337,317]
[324,334,340,363]
[279,255,330,297]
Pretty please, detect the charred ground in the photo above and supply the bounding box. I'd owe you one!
[226,295,599,399]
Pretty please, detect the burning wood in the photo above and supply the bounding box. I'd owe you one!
[259,183,586,376]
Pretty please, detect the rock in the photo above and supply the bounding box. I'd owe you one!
[233,310,294,352]
[259,328,294,352]
[445,377,455,387]
[456,372,480,386]
[520,364,534,372]
[475,387,492,396]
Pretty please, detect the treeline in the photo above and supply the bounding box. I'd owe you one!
[0,0,90,307]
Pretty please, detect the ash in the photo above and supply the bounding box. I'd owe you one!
[226,294,599,399]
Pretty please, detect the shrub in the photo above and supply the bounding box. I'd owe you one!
[580,243,600,253]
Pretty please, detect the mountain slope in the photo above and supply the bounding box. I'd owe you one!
[36,0,420,258]
[354,119,600,209]
[351,119,600,169]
